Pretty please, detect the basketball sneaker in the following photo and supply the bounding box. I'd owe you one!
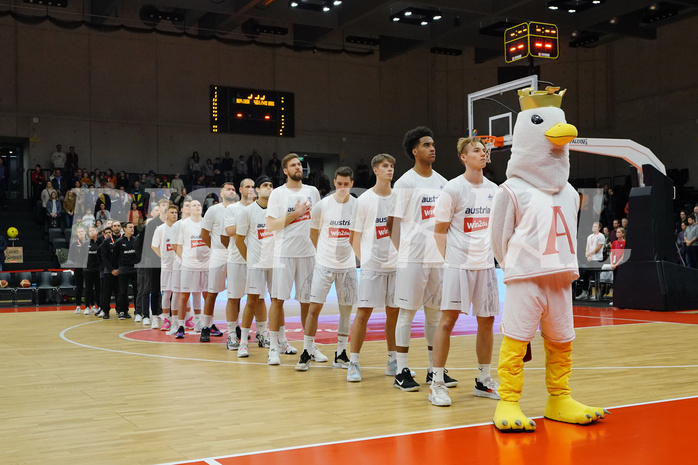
[429,381,452,407]
[267,348,281,365]
[150,318,159,330]
[118,312,125,320]
[394,367,420,392]
[210,324,223,337]
[347,363,362,382]
[143,317,150,327]
[474,377,500,400]
[185,316,195,330]
[386,359,415,377]
[83,307,90,315]
[160,319,171,331]
[175,326,185,339]
[281,342,297,355]
[227,333,240,351]
[311,346,328,362]
[333,350,350,369]
[295,349,312,371]
[200,326,211,343]
[135,314,143,323]
[166,322,179,336]
[256,332,270,348]
[193,319,203,333]
[237,344,249,358]
[426,369,458,388]
[75,306,81,314]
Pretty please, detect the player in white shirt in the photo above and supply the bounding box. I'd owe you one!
[389,126,448,392]
[165,199,195,334]
[223,178,258,351]
[295,167,357,371]
[199,183,238,342]
[429,136,501,407]
[346,154,400,382]
[151,205,179,330]
[235,176,275,357]
[266,153,321,365]
[578,222,606,299]
[173,200,209,339]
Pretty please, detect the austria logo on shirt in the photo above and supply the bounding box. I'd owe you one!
[464,217,489,233]
[290,212,311,224]
[257,228,273,240]
[329,228,350,238]
[191,238,206,248]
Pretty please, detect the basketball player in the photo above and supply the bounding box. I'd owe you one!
[346,154,400,382]
[151,205,178,330]
[266,153,320,365]
[295,167,357,371]
[389,126,450,392]
[429,136,500,407]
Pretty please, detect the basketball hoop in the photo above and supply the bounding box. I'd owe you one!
[478,135,505,150]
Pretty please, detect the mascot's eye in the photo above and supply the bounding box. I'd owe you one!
[531,114,544,125]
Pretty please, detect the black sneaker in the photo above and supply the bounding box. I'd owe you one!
[123,312,132,319]
[426,369,458,388]
[200,326,211,342]
[210,324,223,337]
[333,349,350,368]
[175,326,185,339]
[394,367,420,391]
[118,312,125,320]
[102,312,110,320]
[295,349,312,371]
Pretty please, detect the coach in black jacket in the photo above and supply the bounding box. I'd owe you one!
[98,222,122,319]
[114,221,138,319]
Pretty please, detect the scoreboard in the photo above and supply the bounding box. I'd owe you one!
[504,22,558,63]
[210,86,295,137]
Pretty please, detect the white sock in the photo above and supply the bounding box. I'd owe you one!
[256,320,267,335]
[171,316,178,327]
[478,364,491,381]
[240,328,250,346]
[350,352,360,364]
[387,350,397,362]
[304,335,314,353]
[202,314,212,327]
[428,349,434,371]
[432,367,445,384]
[279,325,287,344]
[337,335,348,353]
[396,352,409,373]
[227,322,236,334]
[270,331,280,350]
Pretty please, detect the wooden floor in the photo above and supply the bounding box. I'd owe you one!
[2,299,698,465]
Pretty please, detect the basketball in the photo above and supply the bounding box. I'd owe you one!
[19,279,31,288]
[0,280,7,288]
[7,227,18,238]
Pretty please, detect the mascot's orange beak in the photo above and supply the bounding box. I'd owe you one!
[545,123,578,146]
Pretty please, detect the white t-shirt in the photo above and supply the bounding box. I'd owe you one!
[224,202,247,264]
[170,220,183,270]
[586,232,605,261]
[391,169,447,264]
[151,222,176,271]
[434,175,497,270]
[201,203,228,266]
[311,194,357,270]
[351,189,397,272]
[237,201,275,269]
[176,217,210,271]
[267,183,321,258]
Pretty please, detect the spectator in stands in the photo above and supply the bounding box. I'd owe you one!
[94,190,111,216]
[608,219,620,243]
[221,151,234,182]
[621,217,629,237]
[41,181,57,210]
[203,158,215,184]
[131,181,149,216]
[63,189,77,229]
[31,164,46,203]
[46,190,63,228]
[610,227,626,272]
[189,151,202,184]
[127,202,143,224]
[684,215,698,269]
[145,170,157,188]
[677,221,689,266]
[676,210,688,234]
[170,173,184,194]
[82,211,96,229]
[266,152,281,186]
[90,168,102,188]
[65,146,79,179]
[51,144,66,170]
[193,174,206,191]
[0,157,7,208]
[171,187,187,211]
[247,149,263,179]
[103,169,116,189]
[79,170,91,187]
[94,219,103,231]
[115,171,129,191]
[234,155,246,187]
[95,202,111,223]
[694,204,698,219]
[50,168,68,194]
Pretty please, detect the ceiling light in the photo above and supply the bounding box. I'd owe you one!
[333,0,342,4]
[433,14,442,20]
[609,17,618,24]
[322,6,330,11]
[568,9,576,13]
[288,0,340,12]
[547,0,605,13]
[392,17,400,22]
[548,5,558,10]
[404,11,412,16]
[390,7,442,26]
[290,1,298,6]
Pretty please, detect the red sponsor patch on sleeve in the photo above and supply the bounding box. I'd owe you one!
[464,217,489,233]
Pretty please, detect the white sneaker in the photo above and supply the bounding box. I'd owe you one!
[312,346,328,362]
[166,323,179,336]
[281,342,297,355]
[83,308,90,315]
[474,376,501,400]
[96,310,104,318]
[150,318,159,330]
[237,344,249,358]
[577,291,588,300]
[135,314,143,323]
[385,359,416,377]
[193,320,203,333]
[143,317,151,326]
[91,305,99,314]
[227,334,240,351]
[347,362,362,382]
[429,381,452,407]
[75,306,81,314]
[267,348,281,365]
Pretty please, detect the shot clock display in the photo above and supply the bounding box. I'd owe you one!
[210,86,295,137]
[504,22,558,63]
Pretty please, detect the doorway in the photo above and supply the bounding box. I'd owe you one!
[0,142,24,201]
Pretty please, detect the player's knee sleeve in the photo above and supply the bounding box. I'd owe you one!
[396,308,417,347]
[338,305,352,334]
[192,292,202,310]
[424,306,441,346]
[171,292,180,311]
[162,290,172,310]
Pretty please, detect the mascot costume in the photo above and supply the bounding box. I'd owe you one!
[490,87,609,432]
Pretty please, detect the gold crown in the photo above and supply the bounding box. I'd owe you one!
[518,86,567,111]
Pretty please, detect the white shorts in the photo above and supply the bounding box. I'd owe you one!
[441,266,500,316]
[207,262,227,294]
[170,269,181,293]
[160,269,173,292]
[271,256,315,303]
[309,266,358,306]
[246,267,273,297]
[357,270,396,309]
[180,269,209,293]
[394,262,443,310]
[500,273,575,343]
[227,262,247,299]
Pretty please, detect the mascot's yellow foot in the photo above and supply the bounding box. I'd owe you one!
[544,394,609,425]
[493,400,537,433]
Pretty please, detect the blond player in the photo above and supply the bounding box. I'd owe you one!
[151,205,179,330]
